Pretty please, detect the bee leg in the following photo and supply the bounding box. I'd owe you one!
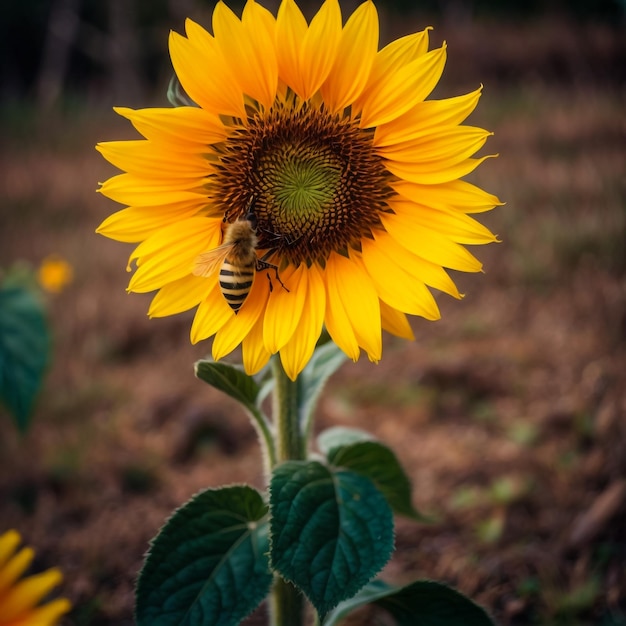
[256,259,290,293]
[266,272,273,293]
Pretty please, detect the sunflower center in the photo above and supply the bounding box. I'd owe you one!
[213,103,394,266]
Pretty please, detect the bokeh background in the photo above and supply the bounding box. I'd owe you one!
[1,0,625,624]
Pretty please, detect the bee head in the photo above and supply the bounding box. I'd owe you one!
[244,195,258,231]
[244,211,257,229]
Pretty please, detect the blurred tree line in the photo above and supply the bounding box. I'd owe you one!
[1,0,624,109]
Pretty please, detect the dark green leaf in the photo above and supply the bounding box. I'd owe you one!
[298,342,347,431]
[270,460,393,617]
[195,359,261,413]
[0,283,50,431]
[317,426,374,455]
[323,580,394,625]
[375,580,496,626]
[326,439,426,521]
[195,360,275,465]
[324,580,496,626]
[136,486,272,626]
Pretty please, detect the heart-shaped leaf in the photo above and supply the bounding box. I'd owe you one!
[136,485,272,626]
[326,438,427,521]
[270,460,394,617]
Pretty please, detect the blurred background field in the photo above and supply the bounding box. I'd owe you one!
[1,1,625,624]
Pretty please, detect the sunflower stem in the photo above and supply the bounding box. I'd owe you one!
[269,578,304,626]
[272,357,306,463]
[270,357,306,625]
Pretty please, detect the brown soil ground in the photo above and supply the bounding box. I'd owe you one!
[1,17,625,626]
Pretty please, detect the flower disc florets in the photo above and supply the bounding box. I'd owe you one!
[96,0,502,380]
[214,101,394,266]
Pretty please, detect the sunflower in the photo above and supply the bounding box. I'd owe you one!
[97,0,501,380]
[0,530,71,626]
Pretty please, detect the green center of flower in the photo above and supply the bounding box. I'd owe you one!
[213,103,394,266]
[270,144,340,220]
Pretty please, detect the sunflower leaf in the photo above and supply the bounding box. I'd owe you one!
[322,580,396,625]
[323,579,496,626]
[322,434,428,522]
[195,359,261,411]
[317,426,374,454]
[269,460,394,617]
[298,341,347,431]
[136,485,272,626]
[166,73,196,107]
[375,580,496,625]
[0,282,50,432]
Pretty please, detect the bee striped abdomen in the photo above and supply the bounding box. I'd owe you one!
[219,257,255,313]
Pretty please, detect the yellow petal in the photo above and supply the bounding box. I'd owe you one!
[384,154,496,185]
[17,598,72,626]
[263,264,306,353]
[96,200,206,243]
[213,1,278,109]
[149,274,211,317]
[298,0,342,100]
[275,0,308,97]
[213,272,269,360]
[98,173,208,206]
[372,230,460,297]
[243,1,279,108]
[0,530,20,569]
[377,126,492,164]
[169,23,245,118]
[128,217,222,293]
[0,547,33,593]
[245,0,277,38]
[361,235,441,320]
[381,211,483,272]
[96,140,210,178]
[242,314,272,375]
[324,254,360,361]
[327,252,381,362]
[278,263,326,380]
[380,302,415,340]
[374,87,482,147]
[1,569,63,620]
[391,179,503,214]
[359,44,447,128]
[388,198,498,245]
[355,29,431,113]
[190,284,233,344]
[320,1,378,112]
[114,106,226,146]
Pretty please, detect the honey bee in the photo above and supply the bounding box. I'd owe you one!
[193,203,287,314]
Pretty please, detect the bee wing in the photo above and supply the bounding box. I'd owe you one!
[192,243,233,278]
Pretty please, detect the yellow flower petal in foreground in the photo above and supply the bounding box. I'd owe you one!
[0,530,71,626]
[97,0,501,379]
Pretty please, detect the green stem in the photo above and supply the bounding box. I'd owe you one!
[246,406,276,475]
[270,578,304,626]
[272,357,306,463]
[269,357,306,626]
